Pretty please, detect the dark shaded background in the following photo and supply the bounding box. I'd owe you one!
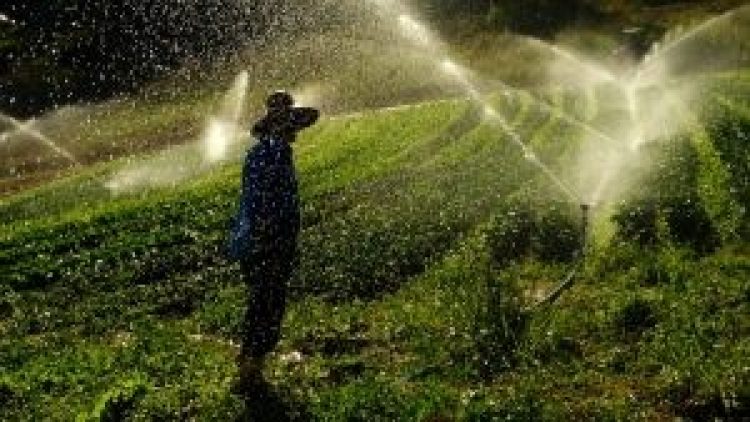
[0,1,264,117]
[0,0,734,117]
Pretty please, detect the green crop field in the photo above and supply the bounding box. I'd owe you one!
[2,63,750,421]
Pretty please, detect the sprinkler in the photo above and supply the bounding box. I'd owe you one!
[580,203,590,259]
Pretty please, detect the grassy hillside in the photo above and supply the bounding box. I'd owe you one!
[2,66,750,421]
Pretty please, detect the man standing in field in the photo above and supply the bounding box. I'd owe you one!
[228,91,319,394]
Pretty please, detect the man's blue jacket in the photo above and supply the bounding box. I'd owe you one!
[228,135,300,261]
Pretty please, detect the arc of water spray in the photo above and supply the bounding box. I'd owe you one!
[487,80,622,146]
[626,82,647,151]
[589,155,620,206]
[589,75,686,204]
[515,37,636,146]
[390,11,581,203]
[639,6,746,78]
[0,114,79,165]
[522,36,658,205]
[203,70,249,163]
[440,59,581,203]
[589,82,644,205]
[524,37,617,84]
[519,37,654,150]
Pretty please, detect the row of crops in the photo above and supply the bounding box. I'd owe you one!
[1,74,750,419]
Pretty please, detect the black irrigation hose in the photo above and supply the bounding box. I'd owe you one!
[531,259,582,311]
[531,203,590,311]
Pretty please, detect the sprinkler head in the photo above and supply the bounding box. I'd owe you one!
[580,203,591,259]
[580,204,592,227]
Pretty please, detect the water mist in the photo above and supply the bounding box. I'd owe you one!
[0,114,79,165]
[106,71,250,193]
[203,71,250,164]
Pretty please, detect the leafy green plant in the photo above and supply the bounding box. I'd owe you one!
[78,378,148,422]
[612,297,658,337]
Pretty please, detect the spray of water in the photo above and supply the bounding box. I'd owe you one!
[0,113,79,165]
[523,4,749,207]
[106,71,250,193]
[486,80,621,146]
[441,59,580,202]
[28,0,749,209]
[523,37,617,85]
[639,5,750,80]
[625,82,646,151]
[389,7,580,203]
[202,71,250,163]
[398,14,442,49]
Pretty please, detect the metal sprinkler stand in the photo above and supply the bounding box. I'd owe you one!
[534,203,591,309]
[580,203,590,258]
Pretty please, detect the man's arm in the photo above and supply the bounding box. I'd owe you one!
[290,107,319,131]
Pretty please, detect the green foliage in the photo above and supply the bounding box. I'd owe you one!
[475,272,527,377]
[611,297,658,336]
[310,378,409,421]
[610,126,747,254]
[485,197,581,267]
[612,200,660,246]
[705,97,750,239]
[2,66,750,421]
[78,377,148,422]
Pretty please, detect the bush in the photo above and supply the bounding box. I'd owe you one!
[613,127,734,253]
[485,199,582,268]
[534,204,581,262]
[613,200,660,246]
[0,380,20,415]
[612,297,658,337]
[485,206,535,267]
[311,378,408,421]
[705,103,750,239]
[662,198,720,255]
[475,272,527,378]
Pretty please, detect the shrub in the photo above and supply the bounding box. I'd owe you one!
[662,198,721,255]
[634,246,693,288]
[79,378,148,422]
[613,200,660,246]
[533,204,581,262]
[0,380,20,415]
[485,206,535,267]
[612,297,658,337]
[475,275,528,378]
[311,378,408,421]
[613,196,720,255]
[485,199,582,268]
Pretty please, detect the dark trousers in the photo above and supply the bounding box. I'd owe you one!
[240,252,294,358]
